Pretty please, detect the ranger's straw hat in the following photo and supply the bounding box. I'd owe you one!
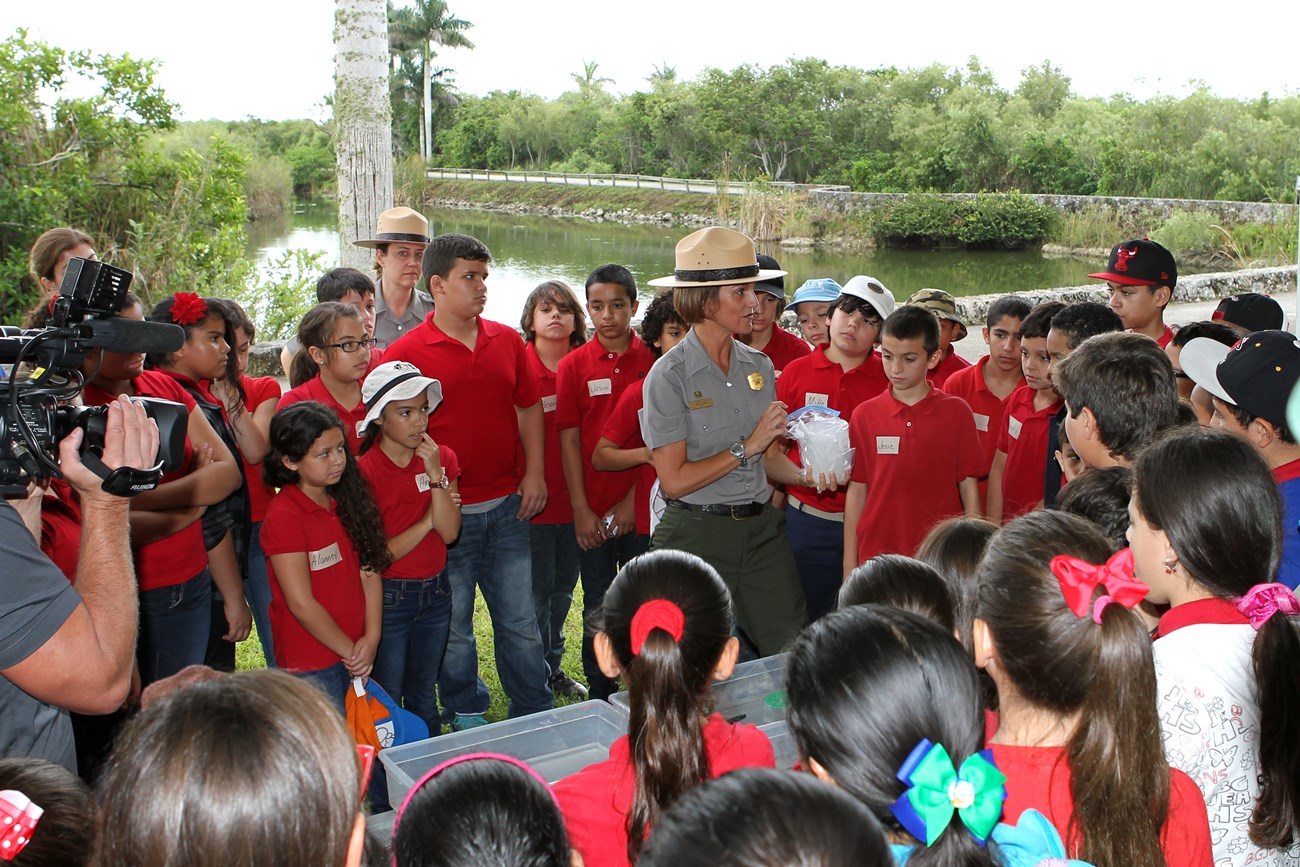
[352,207,431,249]
[649,227,787,288]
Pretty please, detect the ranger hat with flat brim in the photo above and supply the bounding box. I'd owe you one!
[649,227,787,288]
[353,207,432,249]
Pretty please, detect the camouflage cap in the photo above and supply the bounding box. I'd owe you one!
[905,288,968,342]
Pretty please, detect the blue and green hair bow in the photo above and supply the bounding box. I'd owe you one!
[888,739,1007,847]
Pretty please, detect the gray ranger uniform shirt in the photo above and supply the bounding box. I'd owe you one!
[374,282,434,350]
[641,329,776,506]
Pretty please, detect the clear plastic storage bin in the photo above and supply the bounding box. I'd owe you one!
[378,700,627,806]
[611,653,797,768]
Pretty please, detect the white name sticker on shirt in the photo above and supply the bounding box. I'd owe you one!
[587,378,612,397]
[541,394,557,413]
[876,436,900,455]
[308,542,343,571]
[1008,417,1023,440]
[973,413,989,432]
[805,392,829,407]
[415,473,431,492]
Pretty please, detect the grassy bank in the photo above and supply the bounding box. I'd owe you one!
[421,178,1298,267]
[237,585,588,724]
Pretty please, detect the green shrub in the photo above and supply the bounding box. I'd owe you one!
[228,248,331,342]
[1150,209,1224,259]
[870,193,1058,250]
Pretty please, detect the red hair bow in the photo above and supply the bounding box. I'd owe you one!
[630,599,685,655]
[170,292,208,326]
[1050,548,1148,622]
[0,790,42,862]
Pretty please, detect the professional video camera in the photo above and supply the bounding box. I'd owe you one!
[0,258,189,497]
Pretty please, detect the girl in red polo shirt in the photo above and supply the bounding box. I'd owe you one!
[1131,429,1300,865]
[261,401,389,709]
[146,293,253,670]
[279,302,374,454]
[357,361,461,735]
[79,292,243,685]
[552,549,775,866]
[975,510,1213,867]
[208,299,281,667]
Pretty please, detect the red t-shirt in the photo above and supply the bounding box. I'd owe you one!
[1156,324,1174,349]
[990,743,1213,867]
[277,375,368,456]
[777,346,889,513]
[240,375,282,523]
[552,714,776,867]
[848,387,984,563]
[742,326,812,376]
[996,384,1063,520]
[83,370,206,591]
[39,479,81,583]
[929,348,972,389]
[942,356,1023,503]
[523,344,573,525]
[385,315,541,505]
[358,442,461,579]
[259,484,366,672]
[599,378,654,536]
[556,335,654,517]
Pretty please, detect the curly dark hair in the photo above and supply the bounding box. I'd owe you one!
[640,288,686,358]
[264,402,391,573]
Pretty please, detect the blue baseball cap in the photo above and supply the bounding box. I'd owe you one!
[791,278,842,308]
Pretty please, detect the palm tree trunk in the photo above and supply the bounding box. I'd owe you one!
[334,0,393,271]
[421,37,432,163]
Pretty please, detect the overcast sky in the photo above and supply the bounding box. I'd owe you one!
[6,0,1298,122]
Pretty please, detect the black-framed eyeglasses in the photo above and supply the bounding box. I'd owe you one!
[327,338,377,353]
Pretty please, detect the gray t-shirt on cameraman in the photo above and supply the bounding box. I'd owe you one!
[0,502,80,771]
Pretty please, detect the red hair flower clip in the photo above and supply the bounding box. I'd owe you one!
[0,790,43,862]
[630,599,685,655]
[1051,548,1148,623]
[170,292,208,326]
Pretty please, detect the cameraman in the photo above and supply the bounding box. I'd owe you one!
[0,395,158,770]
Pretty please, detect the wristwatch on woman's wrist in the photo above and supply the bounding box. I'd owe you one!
[429,473,451,489]
[729,441,749,468]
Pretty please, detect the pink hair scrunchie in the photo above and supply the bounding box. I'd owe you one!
[630,599,685,655]
[1235,583,1300,630]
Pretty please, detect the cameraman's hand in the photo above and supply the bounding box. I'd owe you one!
[60,395,160,503]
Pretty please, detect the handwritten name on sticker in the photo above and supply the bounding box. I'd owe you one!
[805,393,829,407]
[1008,417,1023,440]
[309,542,343,571]
[876,436,900,455]
[587,378,612,397]
[416,473,431,492]
[541,394,557,413]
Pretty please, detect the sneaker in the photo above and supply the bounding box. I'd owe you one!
[549,673,589,700]
[450,713,490,731]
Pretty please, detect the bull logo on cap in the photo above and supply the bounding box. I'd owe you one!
[1114,245,1139,273]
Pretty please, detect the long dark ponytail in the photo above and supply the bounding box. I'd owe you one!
[977,510,1169,867]
[600,550,733,862]
[1135,427,1300,848]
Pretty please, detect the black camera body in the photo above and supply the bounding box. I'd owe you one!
[0,259,188,497]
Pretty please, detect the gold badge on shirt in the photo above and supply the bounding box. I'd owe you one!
[747,373,764,391]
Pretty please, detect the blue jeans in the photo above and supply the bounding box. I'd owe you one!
[578,533,650,700]
[530,523,581,677]
[295,662,349,714]
[138,568,212,686]
[245,521,276,668]
[372,574,452,735]
[439,495,553,720]
[784,502,846,623]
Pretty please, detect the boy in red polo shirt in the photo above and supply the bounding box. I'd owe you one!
[843,306,983,574]
[735,254,810,376]
[384,233,553,727]
[776,277,893,620]
[942,295,1030,503]
[1089,238,1178,347]
[556,264,654,700]
[987,302,1064,522]
[903,288,971,388]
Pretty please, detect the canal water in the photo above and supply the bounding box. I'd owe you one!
[248,200,1106,325]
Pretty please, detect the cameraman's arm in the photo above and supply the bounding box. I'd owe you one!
[130,406,240,510]
[1,397,157,713]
